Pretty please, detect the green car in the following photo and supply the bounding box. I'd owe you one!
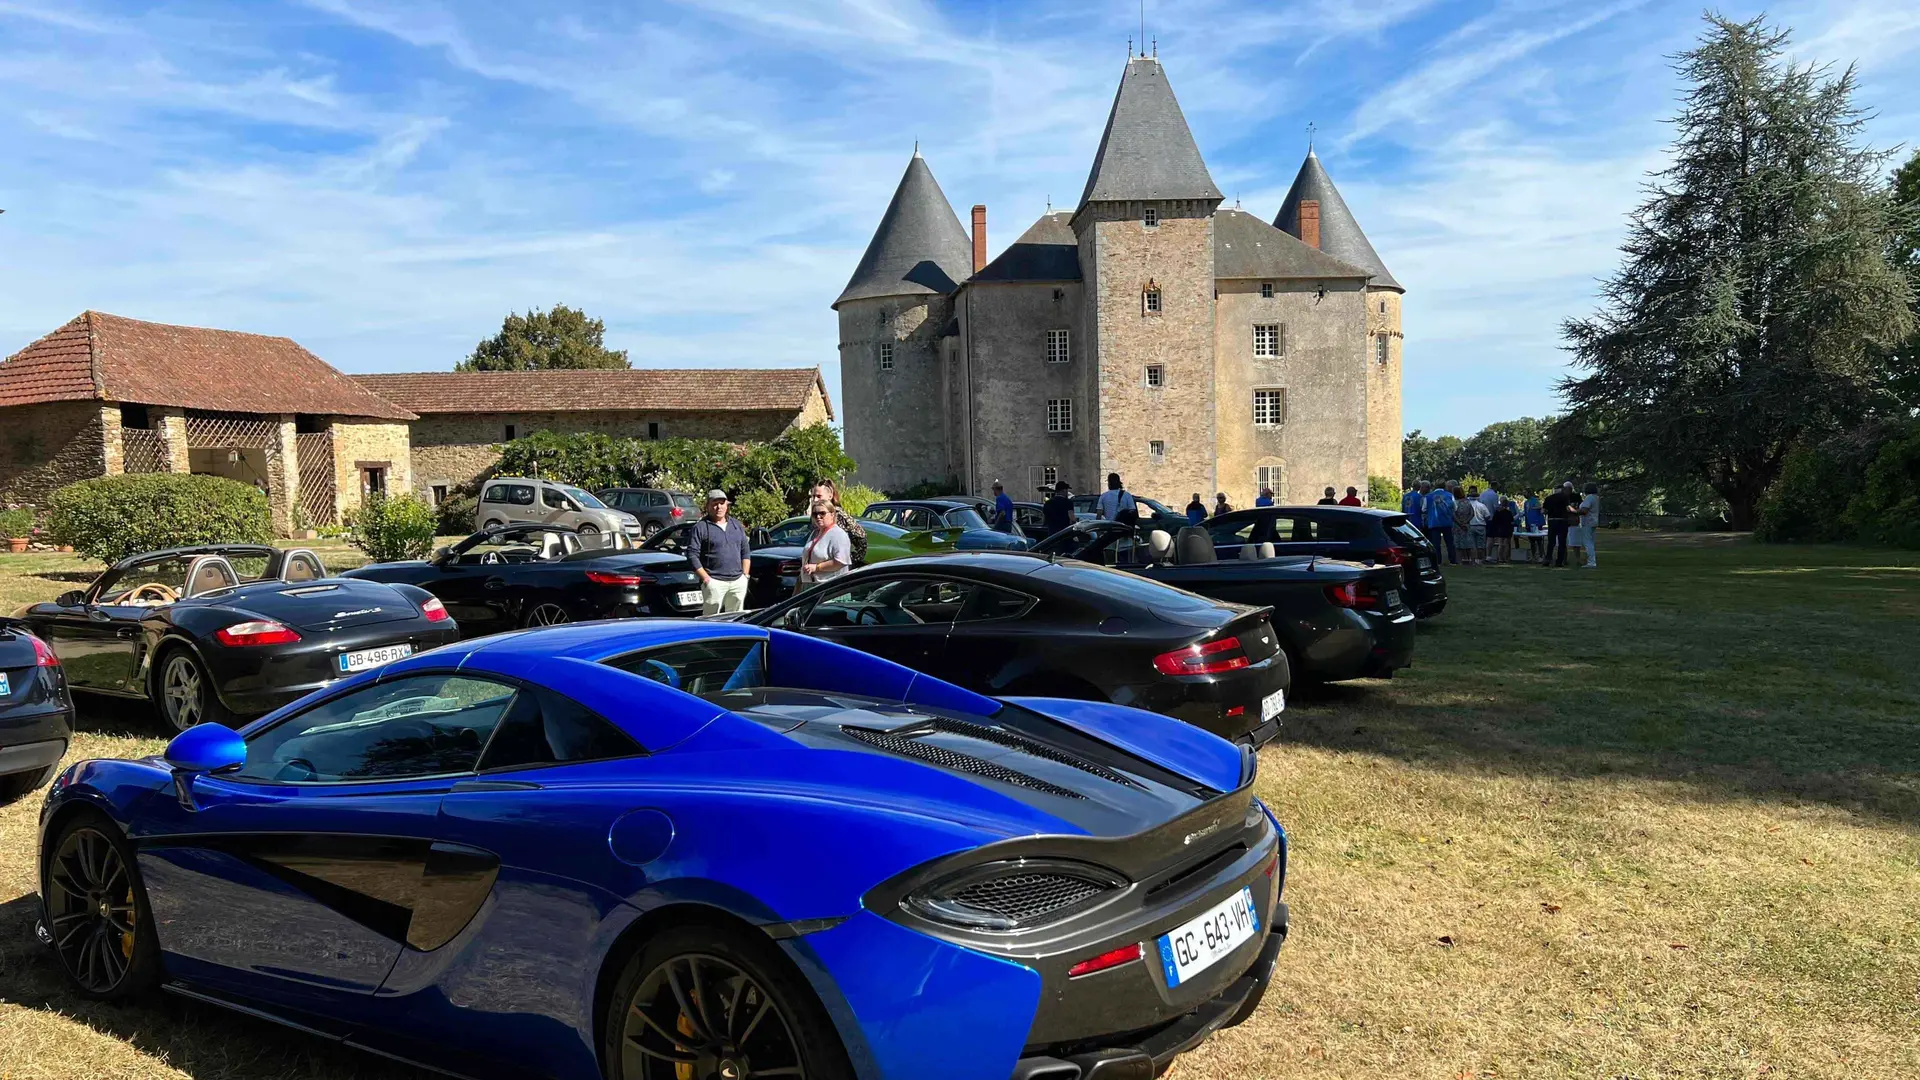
[753,515,952,563]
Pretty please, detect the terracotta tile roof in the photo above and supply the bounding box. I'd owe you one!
[352,368,833,420]
[0,312,415,420]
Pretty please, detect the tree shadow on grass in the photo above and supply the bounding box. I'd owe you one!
[1280,541,1920,828]
[0,895,429,1080]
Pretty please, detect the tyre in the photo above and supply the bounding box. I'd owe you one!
[482,518,505,530]
[41,809,161,1000]
[579,523,600,537]
[155,646,238,731]
[642,522,663,539]
[603,922,853,1080]
[0,764,56,806]
[522,602,573,628]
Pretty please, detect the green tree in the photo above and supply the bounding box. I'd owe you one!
[1460,417,1554,494]
[1401,430,1464,486]
[1888,149,1920,407]
[1560,14,1915,530]
[458,304,630,371]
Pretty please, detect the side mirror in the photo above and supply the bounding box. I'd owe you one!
[164,723,245,810]
[56,590,85,607]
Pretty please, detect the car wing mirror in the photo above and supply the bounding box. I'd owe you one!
[163,723,246,810]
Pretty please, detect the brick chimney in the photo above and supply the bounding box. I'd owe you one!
[1299,200,1321,249]
[971,205,987,273]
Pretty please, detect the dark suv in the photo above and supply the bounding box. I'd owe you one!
[595,487,700,538]
[1202,506,1448,618]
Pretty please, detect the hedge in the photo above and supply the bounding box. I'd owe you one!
[346,494,440,563]
[45,474,272,562]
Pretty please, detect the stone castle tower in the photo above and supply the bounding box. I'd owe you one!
[836,56,1404,501]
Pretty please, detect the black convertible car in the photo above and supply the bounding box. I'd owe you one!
[0,618,72,804]
[343,523,706,636]
[15,546,458,730]
[1205,506,1449,618]
[1033,522,1417,682]
[740,552,1290,746]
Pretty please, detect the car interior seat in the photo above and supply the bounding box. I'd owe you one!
[280,550,325,582]
[1238,543,1260,561]
[183,556,241,598]
[1258,541,1277,560]
[540,532,568,560]
[1148,530,1172,564]
[1174,526,1216,565]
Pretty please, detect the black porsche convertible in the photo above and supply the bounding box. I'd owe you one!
[341,523,707,637]
[14,545,459,730]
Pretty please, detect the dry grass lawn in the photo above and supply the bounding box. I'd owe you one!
[2,533,1916,1078]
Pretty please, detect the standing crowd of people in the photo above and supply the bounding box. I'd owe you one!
[1401,480,1600,568]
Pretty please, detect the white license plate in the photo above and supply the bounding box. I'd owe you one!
[337,643,412,674]
[675,590,703,606]
[1416,557,1431,568]
[1385,589,1402,608]
[0,671,9,697]
[1261,688,1285,720]
[1157,886,1261,988]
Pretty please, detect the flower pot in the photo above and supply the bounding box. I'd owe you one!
[301,529,318,540]
[59,544,74,553]
[5,538,26,553]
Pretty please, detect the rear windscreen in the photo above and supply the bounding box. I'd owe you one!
[1384,516,1427,545]
[606,638,767,698]
[672,494,698,510]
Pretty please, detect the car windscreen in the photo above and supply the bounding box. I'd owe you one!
[563,486,608,509]
[605,637,767,698]
[943,508,989,530]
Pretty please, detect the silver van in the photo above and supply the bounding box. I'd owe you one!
[477,478,640,542]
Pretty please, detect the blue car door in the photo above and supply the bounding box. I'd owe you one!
[134,670,520,1018]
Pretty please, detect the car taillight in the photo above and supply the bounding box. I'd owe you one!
[1379,546,1412,566]
[778,559,799,574]
[1153,635,1251,676]
[214,620,301,646]
[1068,942,1142,978]
[30,634,59,667]
[670,506,685,518]
[586,570,653,587]
[419,596,451,622]
[1325,581,1383,609]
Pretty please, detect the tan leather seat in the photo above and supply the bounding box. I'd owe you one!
[183,556,240,598]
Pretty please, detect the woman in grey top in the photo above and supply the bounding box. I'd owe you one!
[799,500,850,590]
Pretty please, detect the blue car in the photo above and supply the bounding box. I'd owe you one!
[36,620,1288,1080]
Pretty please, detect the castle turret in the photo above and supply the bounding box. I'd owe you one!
[836,150,973,492]
[1074,56,1223,498]
[1275,150,1404,486]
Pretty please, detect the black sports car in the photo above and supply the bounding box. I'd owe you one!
[1033,522,1417,682]
[0,618,72,804]
[740,552,1291,746]
[343,523,706,636]
[15,545,458,730]
[1205,505,1449,618]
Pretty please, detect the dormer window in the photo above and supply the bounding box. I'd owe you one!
[1143,280,1162,315]
[1143,205,1159,228]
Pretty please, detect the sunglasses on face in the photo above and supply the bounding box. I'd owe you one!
[812,511,832,518]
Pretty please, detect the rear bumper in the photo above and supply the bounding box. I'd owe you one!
[1011,909,1286,1080]
[209,623,463,716]
[1141,655,1288,744]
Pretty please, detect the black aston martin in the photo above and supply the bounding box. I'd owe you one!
[14,545,459,731]
[341,523,706,637]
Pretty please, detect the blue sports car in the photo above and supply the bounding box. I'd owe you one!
[37,620,1289,1080]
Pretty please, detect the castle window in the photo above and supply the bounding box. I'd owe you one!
[1253,324,1283,358]
[1380,300,1387,313]
[1046,398,1073,434]
[431,484,448,505]
[1143,283,1162,315]
[1143,205,1159,228]
[1149,440,1166,462]
[504,424,516,441]
[1253,388,1287,428]
[1145,364,1164,389]
[1261,282,1274,299]
[1046,328,1071,364]
[648,422,661,440]
[879,342,895,371]
[1375,334,1390,366]
[1043,465,1059,487]
[1257,465,1283,497]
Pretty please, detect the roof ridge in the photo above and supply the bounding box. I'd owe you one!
[83,311,105,399]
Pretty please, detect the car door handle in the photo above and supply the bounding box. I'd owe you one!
[483,578,509,590]
[114,626,137,638]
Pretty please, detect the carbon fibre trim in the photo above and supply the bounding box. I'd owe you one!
[840,724,1087,800]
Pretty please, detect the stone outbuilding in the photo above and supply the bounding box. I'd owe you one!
[352,369,835,504]
[0,311,416,532]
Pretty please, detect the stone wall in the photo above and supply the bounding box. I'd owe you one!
[1365,287,1404,487]
[1214,279,1369,506]
[1081,199,1219,503]
[957,280,1095,497]
[0,401,110,507]
[839,294,955,493]
[331,420,413,518]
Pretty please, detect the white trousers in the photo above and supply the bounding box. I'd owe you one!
[701,575,749,614]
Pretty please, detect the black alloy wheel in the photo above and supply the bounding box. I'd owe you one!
[42,816,159,999]
[523,602,572,628]
[607,926,851,1080]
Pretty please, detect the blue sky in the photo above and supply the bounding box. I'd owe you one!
[3,0,1918,439]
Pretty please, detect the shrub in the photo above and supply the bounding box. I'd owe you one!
[837,482,883,518]
[1755,442,1856,543]
[731,488,790,529]
[0,508,33,540]
[1844,423,1920,549]
[435,491,477,537]
[45,474,271,562]
[1367,475,1401,510]
[345,494,440,563]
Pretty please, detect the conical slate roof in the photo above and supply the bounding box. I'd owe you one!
[971,211,1082,283]
[1273,151,1402,291]
[1078,57,1222,210]
[834,151,974,308]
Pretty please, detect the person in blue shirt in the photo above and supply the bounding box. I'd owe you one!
[1522,494,1547,562]
[1425,482,1458,564]
[990,480,1015,533]
[1255,486,1275,508]
[1185,492,1207,525]
[1401,481,1427,523]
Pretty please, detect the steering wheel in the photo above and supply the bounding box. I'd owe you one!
[125,582,179,604]
[275,758,318,782]
[852,607,883,626]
